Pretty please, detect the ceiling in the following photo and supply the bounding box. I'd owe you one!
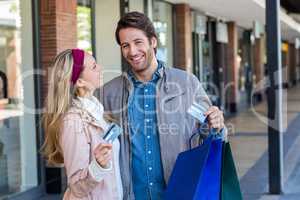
[166,0,300,41]
[281,0,300,13]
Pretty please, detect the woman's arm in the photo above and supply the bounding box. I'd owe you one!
[60,113,112,198]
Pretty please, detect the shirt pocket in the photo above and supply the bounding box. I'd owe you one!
[161,91,185,114]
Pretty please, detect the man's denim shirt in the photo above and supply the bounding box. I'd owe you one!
[128,61,166,200]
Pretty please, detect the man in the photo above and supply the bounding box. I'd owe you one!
[100,12,225,200]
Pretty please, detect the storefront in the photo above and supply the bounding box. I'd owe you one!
[191,12,207,82]
[237,27,254,108]
[282,41,290,88]
[1,0,106,198]
[190,13,224,107]
[0,0,42,199]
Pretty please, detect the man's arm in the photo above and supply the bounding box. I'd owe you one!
[191,74,227,140]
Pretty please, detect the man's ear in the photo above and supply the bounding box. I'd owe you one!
[150,37,158,49]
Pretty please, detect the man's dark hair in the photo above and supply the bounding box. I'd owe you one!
[115,12,157,47]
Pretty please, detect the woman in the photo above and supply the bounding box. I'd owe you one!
[41,49,122,200]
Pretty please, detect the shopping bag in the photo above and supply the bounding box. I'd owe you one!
[221,142,243,200]
[164,134,223,200]
[188,102,242,199]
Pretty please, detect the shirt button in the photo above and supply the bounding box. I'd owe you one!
[146,119,150,123]
[149,167,152,171]
[145,104,149,108]
[147,135,151,139]
[145,89,148,92]
[148,150,152,154]
[149,182,153,186]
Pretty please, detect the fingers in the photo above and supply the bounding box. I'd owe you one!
[94,147,112,168]
[95,143,113,150]
[206,107,223,122]
[94,144,112,157]
[207,110,222,120]
[208,118,224,130]
[204,106,219,116]
[94,150,110,161]
[205,106,224,131]
[96,157,112,168]
[94,143,112,154]
[95,151,112,164]
[93,143,113,168]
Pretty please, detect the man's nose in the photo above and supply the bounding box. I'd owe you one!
[128,45,138,56]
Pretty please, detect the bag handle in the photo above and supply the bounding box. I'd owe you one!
[189,131,207,149]
[189,127,222,149]
[188,103,224,149]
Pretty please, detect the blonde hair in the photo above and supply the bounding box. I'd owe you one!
[41,49,75,165]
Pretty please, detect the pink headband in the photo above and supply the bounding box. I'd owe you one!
[71,49,85,85]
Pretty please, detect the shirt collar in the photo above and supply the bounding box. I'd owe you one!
[127,60,164,85]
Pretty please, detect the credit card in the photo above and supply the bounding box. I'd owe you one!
[102,123,122,143]
[187,102,207,123]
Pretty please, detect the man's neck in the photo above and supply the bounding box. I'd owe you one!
[133,59,158,82]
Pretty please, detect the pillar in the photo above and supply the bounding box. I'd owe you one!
[174,4,192,72]
[226,22,238,113]
[253,35,265,101]
[39,0,77,193]
[289,43,296,85]
[40,0,77,102]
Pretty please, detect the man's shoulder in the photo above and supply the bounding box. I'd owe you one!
[165,67,198,84]
[100,75,125,109]
[102,75,124,92]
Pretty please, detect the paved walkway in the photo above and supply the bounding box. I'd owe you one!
[39,84,300,200]
[227,84,300,200]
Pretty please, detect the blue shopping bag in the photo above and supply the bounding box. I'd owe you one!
[164,133,223,200]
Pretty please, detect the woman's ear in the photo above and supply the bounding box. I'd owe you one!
[75,78,86,88]
[75,78,94,96]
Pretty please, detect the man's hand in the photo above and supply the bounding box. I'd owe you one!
[204,106,225,132]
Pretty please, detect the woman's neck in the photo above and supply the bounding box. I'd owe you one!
[77,87,94,98]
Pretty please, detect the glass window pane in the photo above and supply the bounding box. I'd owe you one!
[153,1,173,67]
[0,0,37,197]
[77,0,93,54]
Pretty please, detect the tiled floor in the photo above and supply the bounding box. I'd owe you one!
[227,84,300,199]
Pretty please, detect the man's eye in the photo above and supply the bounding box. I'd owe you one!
[122,45,129,49]
[93,65,96,69]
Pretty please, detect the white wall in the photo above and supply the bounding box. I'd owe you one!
[95,0,122,83]
[129,0,144,13]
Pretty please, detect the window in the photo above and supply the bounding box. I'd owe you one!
[153,1,173,67]
[0,0,37,198]
[77,0,93,54]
